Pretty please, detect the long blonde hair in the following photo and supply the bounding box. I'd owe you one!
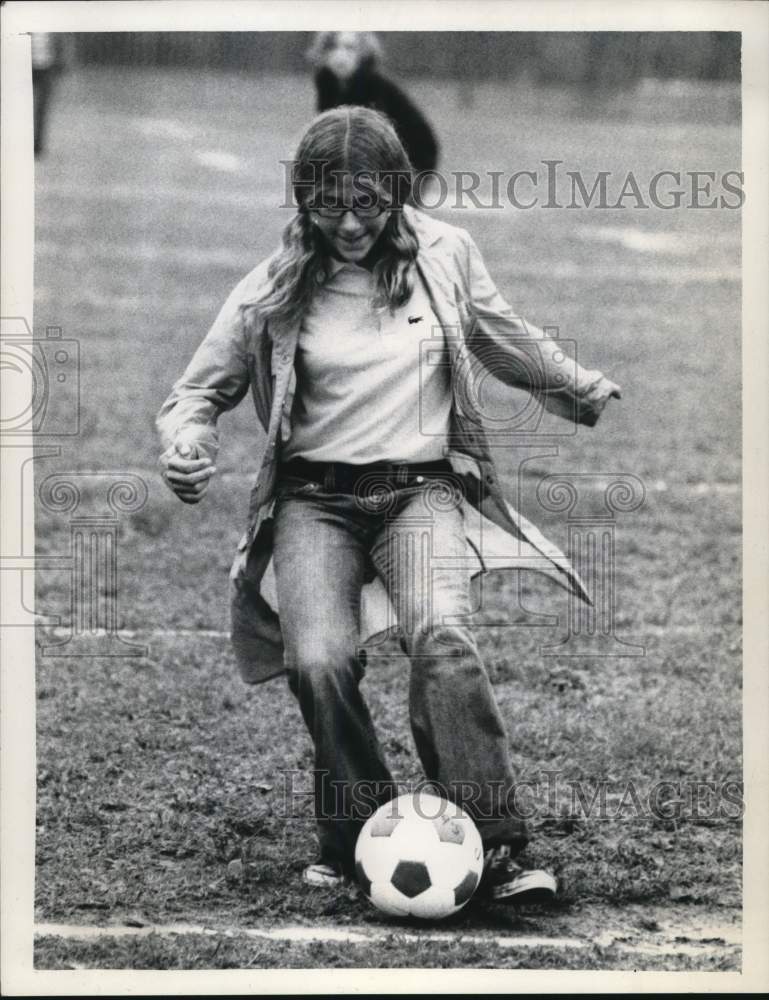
[252,107,419,329]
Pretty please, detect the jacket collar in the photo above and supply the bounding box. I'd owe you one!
[405,205,444,248]
[269,207,449,346]
[326,257,360,277]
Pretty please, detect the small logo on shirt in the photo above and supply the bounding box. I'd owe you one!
[408,315,423,325]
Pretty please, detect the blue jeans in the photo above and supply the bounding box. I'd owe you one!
[272,474,529,871]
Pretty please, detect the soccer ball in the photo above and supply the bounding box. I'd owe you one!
[354,791,484,919]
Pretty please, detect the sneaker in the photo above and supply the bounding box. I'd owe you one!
[479,845,558,905]
[302,860,346,888]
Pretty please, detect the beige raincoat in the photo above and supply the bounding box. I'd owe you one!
[157,208,616,684]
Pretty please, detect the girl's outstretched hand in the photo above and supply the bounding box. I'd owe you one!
[159,437,217,504]
[599,377,622,401]
[580,374,622,426]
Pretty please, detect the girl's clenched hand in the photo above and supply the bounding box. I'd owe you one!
[159,438,217,504]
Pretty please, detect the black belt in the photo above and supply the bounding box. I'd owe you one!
[280,458,454,495]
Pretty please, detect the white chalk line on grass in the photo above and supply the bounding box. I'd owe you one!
[41,468,739,497]
[40,623,728,643]
[43,627,230,640]
[38,179,286,210]
[206,474,738,496]
[34,233,741,286]
[34,921,740,961]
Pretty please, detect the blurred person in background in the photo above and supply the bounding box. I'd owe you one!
[158,107,620,904]
[307,31,440,174]
[31,32,65,158]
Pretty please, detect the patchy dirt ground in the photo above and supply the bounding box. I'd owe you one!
[34,634,741,970]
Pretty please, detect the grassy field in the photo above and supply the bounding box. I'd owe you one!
[32,67,741,971]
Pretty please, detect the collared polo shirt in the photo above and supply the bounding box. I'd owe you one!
[283,259,451,464]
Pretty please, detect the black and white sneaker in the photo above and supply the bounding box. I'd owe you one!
[302,860,346,888]
[479,845,558,905]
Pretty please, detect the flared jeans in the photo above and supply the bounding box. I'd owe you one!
[272,475,529,870]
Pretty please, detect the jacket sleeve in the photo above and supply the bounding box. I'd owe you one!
[156,279,253,460]
[376,75,439,174]
[458,231,614,427]
[314,68,340,112]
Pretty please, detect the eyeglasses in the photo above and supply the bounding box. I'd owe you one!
[308,202,391,220]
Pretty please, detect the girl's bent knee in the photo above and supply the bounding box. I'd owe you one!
[287,645,364,690]
[405,623,479,659]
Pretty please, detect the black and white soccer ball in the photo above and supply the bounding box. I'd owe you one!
[354,791,484,919]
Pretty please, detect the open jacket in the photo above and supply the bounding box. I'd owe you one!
[157,208,616,684]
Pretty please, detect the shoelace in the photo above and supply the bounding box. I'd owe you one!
[484,844,517,871]
[317,863,343,876]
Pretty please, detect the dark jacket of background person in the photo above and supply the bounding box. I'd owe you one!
[314,66,440,174]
